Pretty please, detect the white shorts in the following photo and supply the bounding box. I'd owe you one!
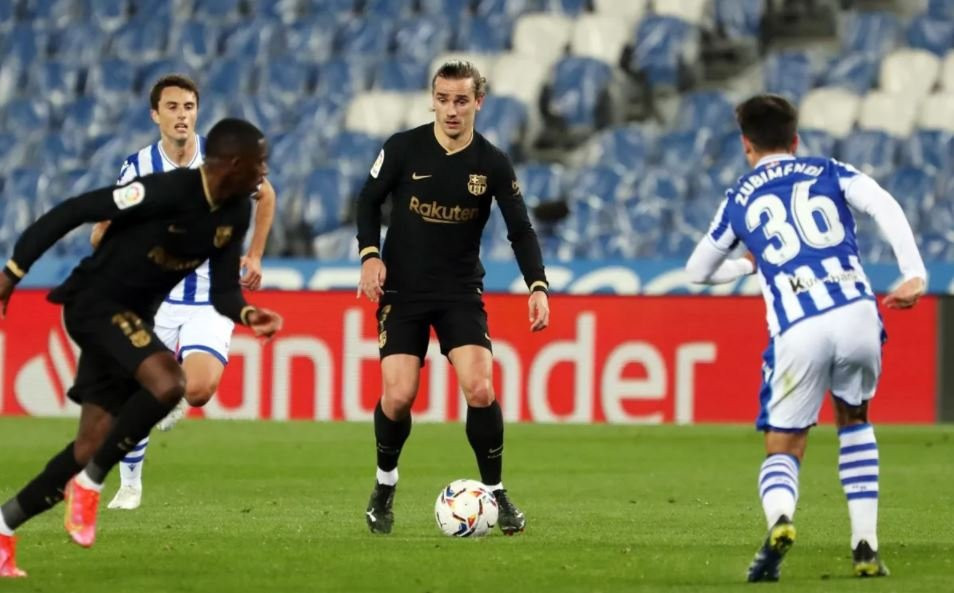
[154,301,235,365]
[757,299,884,431]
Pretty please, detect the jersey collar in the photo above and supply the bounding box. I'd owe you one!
[754,153,796,169]
[159,133,201,169]
[432,123,474,155]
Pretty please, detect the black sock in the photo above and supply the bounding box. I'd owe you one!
[466,401,504,487]
[1,442,82,530]
[84,389,175,484]
[374,401,411,474]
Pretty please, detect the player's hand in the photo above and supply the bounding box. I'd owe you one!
[883,276,925,310]
[90,221,110,249]
[528,291,549,332]
[247,307,283,338]
[0,273,14,318]
[357,258,387,302]
[240,254,263,290]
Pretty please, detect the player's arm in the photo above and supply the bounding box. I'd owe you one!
[494,157,549,331]
[240,177,276,290]
[92,156,139,248]
[685,198,756,285]
[841,172,927,308]
[355,136,402,302]
[209,219,282,337]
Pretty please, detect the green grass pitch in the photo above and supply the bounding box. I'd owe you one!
[1,418,951,592]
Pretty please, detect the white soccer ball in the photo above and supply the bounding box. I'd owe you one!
[434,479,498,537]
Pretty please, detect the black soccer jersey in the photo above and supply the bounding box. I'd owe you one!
[3,168,251,322]
[356,124,548,300]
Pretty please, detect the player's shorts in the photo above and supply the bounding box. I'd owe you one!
[376,297,492,362]
[63,294,170,415]
[154,301,235,365]
[757,299,884,432]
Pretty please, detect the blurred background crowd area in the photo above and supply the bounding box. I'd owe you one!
[0,0,952,263]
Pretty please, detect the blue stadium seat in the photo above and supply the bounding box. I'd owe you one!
[881,166,934,227]
[268,129,321,180]
[797,129,837,157]
[0,0,15,25]
[60,98,101,141]
[545,56,612,132]
[0,194,36,252]
[715,0,764,40]
[300,166,351,235]
[174,21,221,70]
[564,165,632,205]
[253,0,302,24]
[363,0,416,19]
[291,95,348,142]
[38,133,84,173]
[516,162,564,207]
[633,170,685,241]
[193,0,243,21]
[86,58,138,105]
[260,58,315,106]
[2,97,51,137]
[819,51,879,95]
[128,0,172,20]
[393,17,453,63]
[109,15,168,62]
[476,95,527,156]
[221,19,283,63]
[0,132,28,170]
[474,0,537,20]
[117,101,158,139]
[419,0,472,17]
[841,11,900,55]
[904,130,954,175]
[763,50,817,103]
[710,131,747,184]
[674,90,736,136]
[906,13,954,56]
[302,0,356,16]
[205,58,256,96]
[628,15,695,87]
[48,21,109,65]
[229,94,289,135]
[585,125,652,174]
[373,58,429,91]
[4,23,47,66]
[325,130,381,186]
[928,0,954,20]
[137,58,195,93]
[315,58,372,105]
[837,130,899,179]
[334,16,393,56]
[657,129,713,175]
[31,61,84,108]
[453,14,512,52]
[541,0,586,15]
[918,232,954,261]
[285,17,338,62]
[25,0,86,27]
[89,0,127,32]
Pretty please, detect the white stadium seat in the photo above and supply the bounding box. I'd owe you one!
[344,91,409,137]
[653,0,713,28]
[401,91,435,129]
[591,0,649,26]
[879,48,940,98]
[512,13,573,68]
[799,87,862,139]
[917,92,954,132]
[491,52,550,107]
[857,91,918,137]
[940,49,954,92]
[569,14,632,66]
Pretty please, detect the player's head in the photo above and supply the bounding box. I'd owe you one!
[735,94,799,167]
[431,60,486,140]
[204,118,268,198]
[149,74,200,145]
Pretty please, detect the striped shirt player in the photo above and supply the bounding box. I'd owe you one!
[686,94,925,582]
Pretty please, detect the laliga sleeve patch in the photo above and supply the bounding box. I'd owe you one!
[370,148,384,179]
[113,181,145,210]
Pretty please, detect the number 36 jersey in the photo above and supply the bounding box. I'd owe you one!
[707,155,876,336]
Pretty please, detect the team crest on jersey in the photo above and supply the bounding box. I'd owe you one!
[214,226,233,248]
[112,181,145,210]
[468,174,487,196]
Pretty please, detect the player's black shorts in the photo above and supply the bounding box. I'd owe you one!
[62,294,170,415]
[375,297,492,362]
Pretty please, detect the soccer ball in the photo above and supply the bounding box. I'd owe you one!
[434,479,498,537]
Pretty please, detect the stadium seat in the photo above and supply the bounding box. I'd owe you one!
[840,11,900,56]
[928,0,954,20]
[454,16,512,55]
[299,167,351,236]
[490,52,549,108]
[763,50,820,103]
[544,56,613,133]
[710,131,747,183]
[205,58,256,97]
[917,92,954,132]
[2,97,51,138]
[591,0,649,26]
[858,91,918,138]
[581,124,652,174]
[628,15,699,88]
[335,16,393,56]
[268,129,322,180]
[60,97,112,143]
[673,90,736,136]
[474,0,536,20]
[654,0,714,30]
[260,58,315,106]
[569,14,633,67]
[475,94,528,156]
[516,162,565,207]
[116,101,159,141]
[881,166,934,227]
[109,19,168,63]
[325,130,382,185]
[564,165,633,205]
[879,48,941,98]
[313,225,360,261]
[137,58,195,93]
[37,132,84,173]
[373,58,429,91]
[941,50,954,91]
[48,21,110,66]
[819,52,879,95]
[393,16,453,64]
[253,0,300,24]
[837,129,898,179]
[904,130,954,175]
[172,21,221,70]
[657,128,713,175]
[27,0,85,27]
[512,13,573,67]
[0,194,36,252]
[541,0,587,15]
[316,58,373,105]
[402,91,435,129]
[31,61,83,109]
[715,0,764,41]
[799,87,861,139]
[797,129,837,157]
[193,0,243,21]
[418,0,473,17]
[363,0,416,19]
[229,94,288,135]
[284,17,337,62]
[906,13,954,57]
[344,91,409,138]
[0,132,30,171]
[5,23,47,67]
[222,20,283,63]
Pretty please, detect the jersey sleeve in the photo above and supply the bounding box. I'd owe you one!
[355,134,404,262]
[492,153,548,293]
[116,155,138,184]
[4,176,179,283]
[209,211,252,324]
[705,197,739,252]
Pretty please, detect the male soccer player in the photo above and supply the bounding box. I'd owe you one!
[0,118,283,578]
[356,60,550,535]
[685,94,926,581]
[92,75,276,511]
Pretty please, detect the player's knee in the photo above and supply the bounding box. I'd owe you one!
[461,379,494,407]
[184,379,218,407]
[835,399,869,426]
[382,385,416,416]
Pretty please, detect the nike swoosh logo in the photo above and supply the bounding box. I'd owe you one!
[411,173,432,180]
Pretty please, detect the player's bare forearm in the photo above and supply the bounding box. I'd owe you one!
[90,221,111,248]
[246,178,275,260]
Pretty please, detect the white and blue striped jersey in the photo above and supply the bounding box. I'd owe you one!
[708,155,875,336]
[117,134,212,304]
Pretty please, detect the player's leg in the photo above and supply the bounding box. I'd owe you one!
[177,305,233,407]
[366,301,428,534]
[747,319,830,582]
[831,300,888,577]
